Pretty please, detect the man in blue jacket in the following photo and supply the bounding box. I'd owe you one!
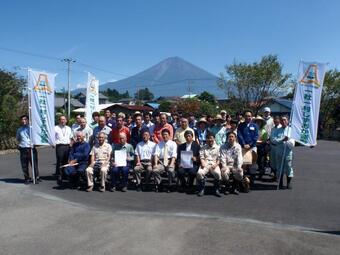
[65,131,91,188]
[237,110,259,184]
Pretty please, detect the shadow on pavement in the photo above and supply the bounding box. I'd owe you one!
[39,175,56,181]
[313,230,340,236]
[0,178,24,184]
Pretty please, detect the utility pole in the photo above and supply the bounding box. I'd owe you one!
[187,79,194,98]
[62,58,76,118]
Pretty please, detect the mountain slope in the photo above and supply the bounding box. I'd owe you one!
[74,57,225,98]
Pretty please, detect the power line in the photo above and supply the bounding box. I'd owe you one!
[0,46,62,61]
[0,46,220,89]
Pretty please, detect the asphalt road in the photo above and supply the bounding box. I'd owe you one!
[1,140,340,254]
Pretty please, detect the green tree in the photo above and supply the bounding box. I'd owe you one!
[198,91,216,104]
[135,87,154,101]
[0,69,26,148]
[320,69,340,136]
[219,55,291,113]
[102,88,131,101]
[159,100,172,112]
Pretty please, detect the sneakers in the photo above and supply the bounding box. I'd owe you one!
[24,179,30,185]
[86,186,93,192]
[99,186,105,192]
[121,186,127,192]
[109,186,116,192]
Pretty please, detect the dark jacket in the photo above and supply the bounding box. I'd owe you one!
[69,141,91,163]
[237,121,259,148]
[131,126,149,148]
[177,141,201,168]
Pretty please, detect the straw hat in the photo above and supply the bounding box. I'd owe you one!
[214,114,224,122]
[254,116,266,125]
[198,117,207,123]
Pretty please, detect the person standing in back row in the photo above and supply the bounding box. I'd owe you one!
[55,115,73,186]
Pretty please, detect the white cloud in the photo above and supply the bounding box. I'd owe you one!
[106,79,117,83]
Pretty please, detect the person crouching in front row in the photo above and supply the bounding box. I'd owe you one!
[177,130,200,193]
[109,133,134,192]
[196,133,222,197]
[134,130,156,191]
[153,129,177,193]
[220,131,244,195]
[64,131,90,189]
[85,132,112,192]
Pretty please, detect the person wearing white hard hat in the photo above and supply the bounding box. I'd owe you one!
[263,107,274,136]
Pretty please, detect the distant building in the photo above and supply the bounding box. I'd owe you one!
[181,94,198,99]
[144,102,160,110]
[76,92,110,105]
[104,104,153,116]
[260,98,292,116]
[55,96,84,111]
[118,98,136,105]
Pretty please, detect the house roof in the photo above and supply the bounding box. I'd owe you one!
[144,102,160,109]
[273,98,292,109]
[107,104,153,112]
[55,97,84,108]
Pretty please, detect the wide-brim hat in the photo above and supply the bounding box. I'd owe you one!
[213,114,224,122]
[198,117,207,123]
[254,116,266,125]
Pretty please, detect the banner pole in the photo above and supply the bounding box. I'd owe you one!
[27,69,36,184]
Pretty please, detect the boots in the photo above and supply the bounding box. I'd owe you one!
[214,180,222,197]
[287,177,293,189]
[197,179,205,197]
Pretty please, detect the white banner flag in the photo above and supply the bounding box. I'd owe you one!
[28,69,56,145]
[85,72,99,122]
[290,61,327,146]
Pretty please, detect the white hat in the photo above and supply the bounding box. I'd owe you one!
[263,107,271,113]
[220,110,227,114]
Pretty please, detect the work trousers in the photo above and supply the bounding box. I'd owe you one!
[55,144,70,176]
[196,164,221,181]
[19,147,39,180]
[134,162,152,185]
[153,163,175,185]
[86,165,109,188]
[221,165,243,182]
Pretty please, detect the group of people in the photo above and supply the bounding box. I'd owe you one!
[16,106,295,196]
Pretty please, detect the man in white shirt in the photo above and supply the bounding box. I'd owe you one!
[55,115,73,186]
[134,130,156,191]
[153,129,177,192]
[143,112,155,135]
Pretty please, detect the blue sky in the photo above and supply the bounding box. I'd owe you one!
[1,0,339,91]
